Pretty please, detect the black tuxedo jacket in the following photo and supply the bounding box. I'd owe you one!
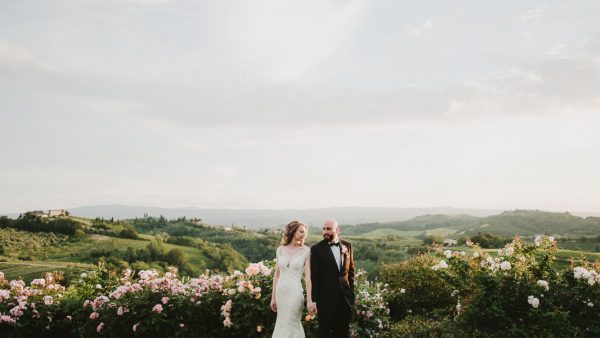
[310,239,355,320]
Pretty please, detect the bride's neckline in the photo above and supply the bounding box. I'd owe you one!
[280,245,307,257]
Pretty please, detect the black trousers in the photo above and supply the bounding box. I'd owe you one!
[317,298,351,338]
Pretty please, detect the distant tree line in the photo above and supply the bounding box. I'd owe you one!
[0,213,84,237]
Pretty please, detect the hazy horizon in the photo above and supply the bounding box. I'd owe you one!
[2,1,599,213]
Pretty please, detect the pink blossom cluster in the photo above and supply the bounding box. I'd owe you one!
[0,272,64,325]
[244,262,272,277]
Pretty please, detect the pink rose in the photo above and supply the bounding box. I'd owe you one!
[152,304,163,313]
[89,312,99,320]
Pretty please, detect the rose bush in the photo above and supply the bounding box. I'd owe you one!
[381,236,600,337]
[0,261,390,337]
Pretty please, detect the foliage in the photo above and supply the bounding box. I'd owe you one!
[350,270,392,337]
[0,228,69,260]
[382,236,600,337]
[8,213,84,236]
[0,262,390,337]
[469,232,510,248]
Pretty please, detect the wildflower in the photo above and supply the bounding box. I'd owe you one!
[444,250,452,259]
[257,325,263,332]
[96,284,102,289]
[400,288,406,294]
[588,302,594,307]
[97,322,104,333]
[536,280,549,291]
[473,252,479,258]
[438,260,448,268]
[133,323,139,332]
[162,297,169,304]
[43,296,53,305]
[89,312,99,320]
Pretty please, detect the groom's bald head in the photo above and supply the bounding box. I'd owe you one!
[323,219,338,230]
[322,219,339,241]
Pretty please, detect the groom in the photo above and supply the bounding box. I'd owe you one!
[310,219,355,338]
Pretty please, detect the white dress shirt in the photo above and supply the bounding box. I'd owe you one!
[329,241,342,271]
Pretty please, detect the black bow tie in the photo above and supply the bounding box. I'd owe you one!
[329,241,340,246]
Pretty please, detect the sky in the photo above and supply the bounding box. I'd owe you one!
[1,0,600,213]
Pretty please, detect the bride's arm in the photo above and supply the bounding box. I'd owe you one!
[270,248,281,312]
[304,249,315,313]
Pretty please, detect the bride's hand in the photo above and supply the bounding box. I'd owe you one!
[307,301,316,314]
[270,299,277,312]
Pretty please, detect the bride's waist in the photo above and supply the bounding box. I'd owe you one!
[278,274,303,282]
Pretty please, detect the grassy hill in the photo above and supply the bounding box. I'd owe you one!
[2,210,600,285]
[0,216,250,282]
[344,210,600,239]
[463,210,600,237]
[343,214,480,236]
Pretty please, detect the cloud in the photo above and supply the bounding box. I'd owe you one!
[521,7,545,27]
[217,0,369,82]
[544,42,567,56]
[0,38,55,73]
[403,19,434,37]
[449,42,600,118]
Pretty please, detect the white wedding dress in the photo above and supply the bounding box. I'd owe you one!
[272,246,310,338]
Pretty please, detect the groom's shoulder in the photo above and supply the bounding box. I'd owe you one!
[311,240,326,250]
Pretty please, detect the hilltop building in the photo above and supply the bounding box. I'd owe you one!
[48,209,67,217]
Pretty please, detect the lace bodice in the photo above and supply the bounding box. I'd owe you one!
[276,246,310,279]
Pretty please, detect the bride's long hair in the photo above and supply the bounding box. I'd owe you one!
[281,220,307,246]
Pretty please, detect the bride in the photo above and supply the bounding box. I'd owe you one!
[270,220,315,338]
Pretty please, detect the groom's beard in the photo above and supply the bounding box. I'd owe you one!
[323,234,333,241]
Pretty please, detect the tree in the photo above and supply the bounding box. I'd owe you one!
[165,248,187,267]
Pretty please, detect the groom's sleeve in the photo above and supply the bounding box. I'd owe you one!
[310,246,319,304]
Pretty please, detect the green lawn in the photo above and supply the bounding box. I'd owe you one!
[0,260,95,283]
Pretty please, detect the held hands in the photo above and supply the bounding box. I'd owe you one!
[270,298,277,312]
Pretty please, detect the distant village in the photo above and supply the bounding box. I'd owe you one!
[27,209,68,220]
